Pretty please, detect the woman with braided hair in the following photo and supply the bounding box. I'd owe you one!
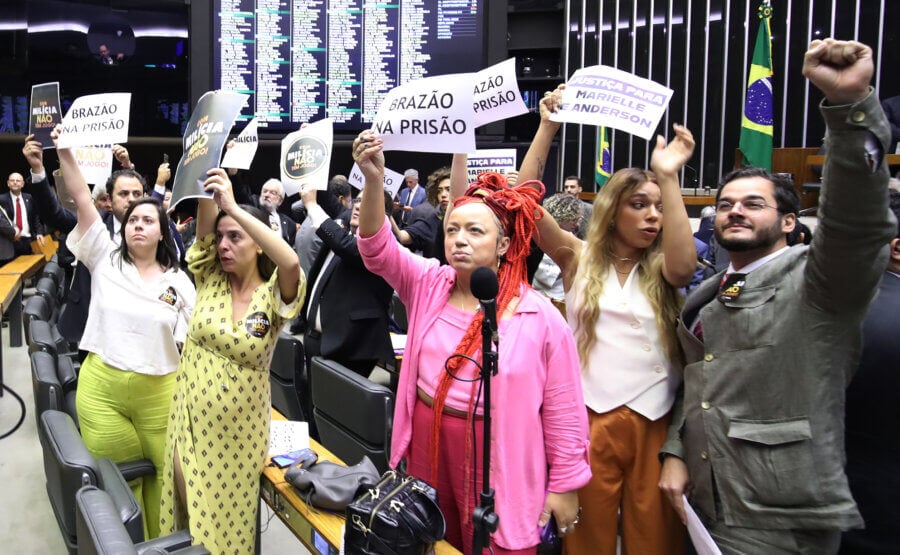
[354,130,591,554]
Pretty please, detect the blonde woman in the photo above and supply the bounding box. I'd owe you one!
[518,88,696,554]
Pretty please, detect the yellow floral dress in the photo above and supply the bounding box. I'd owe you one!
[159,233,304,552]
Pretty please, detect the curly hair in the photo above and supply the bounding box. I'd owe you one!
[424,166,451,207]
[573,167,684,368]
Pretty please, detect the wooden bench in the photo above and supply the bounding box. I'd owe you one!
[0,254,47,279]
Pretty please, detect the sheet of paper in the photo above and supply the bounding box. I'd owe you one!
[268,420,310,457]
[683,495,722,555]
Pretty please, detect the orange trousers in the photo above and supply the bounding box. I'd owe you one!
[563,406,685,555]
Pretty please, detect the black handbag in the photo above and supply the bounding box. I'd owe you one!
[345,470,446,555]
[285,456,381,511]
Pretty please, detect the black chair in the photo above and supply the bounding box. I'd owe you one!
[35,275,61,304]
[24,294,52,345]
[39,410,150,554]
[29,318,73,360]
[76,486,209,555]
[269,332,309,423]
[390,292,408,333]
[41,260,67,299]
[311,356,394,473]
[31,350,78,429]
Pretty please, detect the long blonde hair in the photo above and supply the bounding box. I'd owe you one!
[573,167,684,368]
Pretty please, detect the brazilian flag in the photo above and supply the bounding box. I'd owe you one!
[595,126,611,187]
[739,1,774,171]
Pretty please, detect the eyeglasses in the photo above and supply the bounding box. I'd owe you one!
[715,199,778,213]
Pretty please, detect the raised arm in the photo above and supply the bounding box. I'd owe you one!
[518,84,564,184]
[204,168,302,303]
[801,38,896,312]
[22,134,77,233]
[50,126,98,235]
[650,124,697,287]
[355,130,386,238]
[520,86,582,286]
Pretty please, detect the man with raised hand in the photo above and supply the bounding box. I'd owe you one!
[659,38,897,554]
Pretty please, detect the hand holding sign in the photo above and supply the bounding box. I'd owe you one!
[550,66,673,140]
[203,167,238,215]
[353,130,385,183]
[22,135,44,173]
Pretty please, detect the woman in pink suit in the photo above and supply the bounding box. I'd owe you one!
[354,130,591,554]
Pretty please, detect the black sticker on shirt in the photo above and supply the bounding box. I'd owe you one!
[245,311,272,338]
[717,273,747,304]
[159,286,178,306]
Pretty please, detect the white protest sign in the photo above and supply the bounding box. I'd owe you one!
[57,93,131,148]
[466,149,517,182]
[73,147,113,185]
[348,163,404,199]
[372,73,475,154]
[550,66,673,140]
[221,118,259,170]
[280,118,333,195]
[473,58,528,128]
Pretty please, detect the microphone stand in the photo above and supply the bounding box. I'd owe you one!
[472,319,499,553]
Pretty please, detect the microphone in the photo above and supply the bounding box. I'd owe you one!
[471,266,499,342]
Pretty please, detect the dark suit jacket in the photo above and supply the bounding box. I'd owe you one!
[0,210,15,262]
[881,95,900,154]
[231,171,297,244]
[26,174,114,343]
[0,192,45,238]
[841,271,900,553]
[299,219,393,364]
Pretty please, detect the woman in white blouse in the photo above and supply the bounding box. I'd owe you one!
[53,127,195,539]
[518,90,697,553]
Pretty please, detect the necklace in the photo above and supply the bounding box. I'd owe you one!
[612,255,637,276]
[452,282,480,312]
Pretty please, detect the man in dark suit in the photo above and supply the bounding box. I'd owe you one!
[232,175,297,244]
[840,189,900,554]
[3,172,45,255]
[296,183,394,378]
[0,207,15,265]
[22,134,144,343]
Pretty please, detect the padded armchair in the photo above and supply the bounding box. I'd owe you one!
[41,260,66,299]
[76,486,209,555]
[29,318,77,361]
[39,410,153,554]
[311,356,394,473]
[24,294,51,345]
[269,332,309,423]
[32,350,78,429]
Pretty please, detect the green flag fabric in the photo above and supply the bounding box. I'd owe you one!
[739,2,774,171]
[595,126,611,187]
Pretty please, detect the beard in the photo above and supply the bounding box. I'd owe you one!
[259,198,277,213]
[715,218,784,252]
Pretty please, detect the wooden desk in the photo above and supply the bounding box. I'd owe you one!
[578,191,715,205]
[807,154,900,166]
[0,274,23,396]
[0,254,47,279]
[263,411,460,555]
